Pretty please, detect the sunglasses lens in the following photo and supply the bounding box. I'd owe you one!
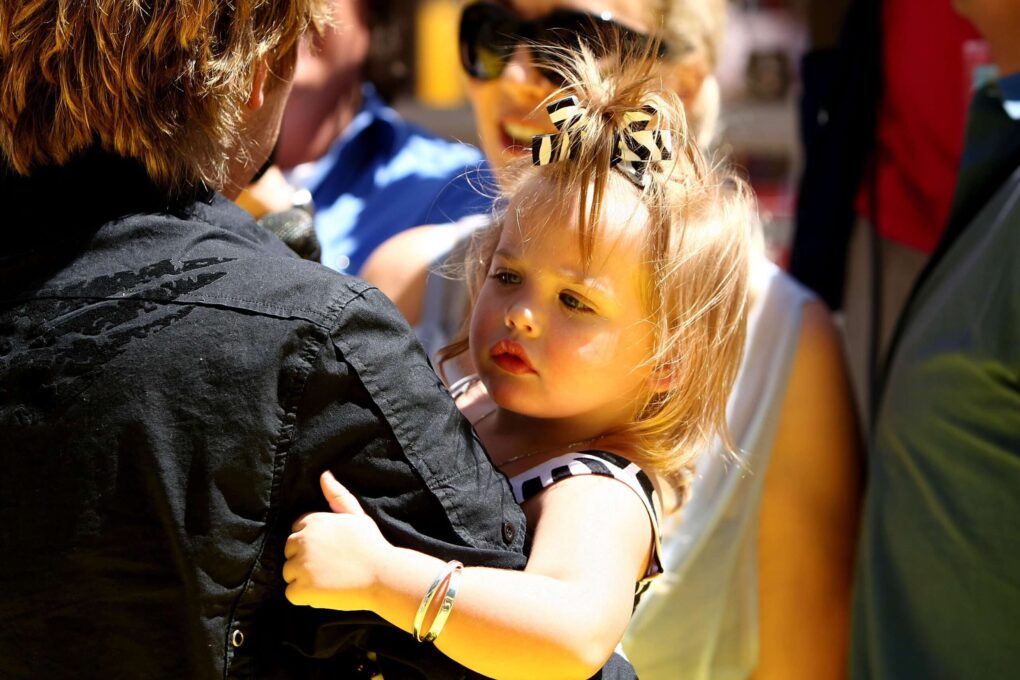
[459,3,518,81]
[458,3,668,84]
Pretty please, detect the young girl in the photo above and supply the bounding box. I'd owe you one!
[283,48,754,679]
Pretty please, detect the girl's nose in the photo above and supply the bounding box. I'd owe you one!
[504,300,539,336]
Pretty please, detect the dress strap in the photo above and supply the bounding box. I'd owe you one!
[508,450,664,584]
[447,374,479,400]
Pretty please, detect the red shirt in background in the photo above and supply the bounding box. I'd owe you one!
[856,0,980,253]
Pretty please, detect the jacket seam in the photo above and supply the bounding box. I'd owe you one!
[3,292,346,328]
[222,286,355,677]
[332,287,509,552]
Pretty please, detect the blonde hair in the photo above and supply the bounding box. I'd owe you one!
[652,0,727,146]
[441,46,754,494]
[0,0,330,193]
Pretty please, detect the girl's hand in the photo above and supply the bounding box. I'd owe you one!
[283,471,393,612]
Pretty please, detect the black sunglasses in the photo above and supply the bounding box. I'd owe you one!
[458,2,668,86]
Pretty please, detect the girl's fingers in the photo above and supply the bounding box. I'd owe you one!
[282,558,298,584]
[320,470,367,516]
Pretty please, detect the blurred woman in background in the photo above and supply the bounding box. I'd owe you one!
[362,2,862,678]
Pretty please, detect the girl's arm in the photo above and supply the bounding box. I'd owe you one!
[753,300,863,679]
[284,471,652,680]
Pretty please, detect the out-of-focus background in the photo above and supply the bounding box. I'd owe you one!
[379,0,807,268]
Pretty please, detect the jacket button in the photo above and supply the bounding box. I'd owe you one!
[502,521,516,543]
[231,629,245,648]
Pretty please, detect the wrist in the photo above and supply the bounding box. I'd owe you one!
[415,560,463,642]
[374,548,449,634]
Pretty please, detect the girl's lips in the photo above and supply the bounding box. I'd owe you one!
[490,339,535,375]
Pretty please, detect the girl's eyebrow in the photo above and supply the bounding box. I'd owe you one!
[552,264,617,300]
[494,245,619,301]
[567,273,615,298]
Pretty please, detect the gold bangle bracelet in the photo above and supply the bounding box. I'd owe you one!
[412,560,463,643]
[421,561,463,643]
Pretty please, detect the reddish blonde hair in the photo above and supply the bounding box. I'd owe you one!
[652,0,727,146]
[0,0,330,192]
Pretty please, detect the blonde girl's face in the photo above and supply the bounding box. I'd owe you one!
[469,187,657,432]
[464,0,657,175]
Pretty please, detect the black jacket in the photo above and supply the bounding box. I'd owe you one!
[0,151,527,679]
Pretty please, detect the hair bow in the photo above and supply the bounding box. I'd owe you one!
[532,95,673,189]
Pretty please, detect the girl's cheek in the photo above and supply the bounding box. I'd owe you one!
[564,331,618,367]
[478,303,505,338]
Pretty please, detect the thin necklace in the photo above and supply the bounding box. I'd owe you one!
[473,407,607,469]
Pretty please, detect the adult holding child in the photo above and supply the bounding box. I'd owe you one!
[286,44,756,680]
[362,1,862,678]
[0,1,530,677]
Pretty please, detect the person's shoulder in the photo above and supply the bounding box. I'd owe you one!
[144,201,379,328]
[381,110,484,170]
[390,112,483,157]
[361,223,451,277]
[794,298,842,363]
[360,221,476,325]
[774,295,860,451]
[753,256,818,309]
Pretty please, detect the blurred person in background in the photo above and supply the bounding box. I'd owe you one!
[850,1,1020,676]
[792,0,981,426]
[361,1,862,678]
[241,0,492,273]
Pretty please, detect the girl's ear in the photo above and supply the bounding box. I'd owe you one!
[246,58,271,111]
[647,363,676,395]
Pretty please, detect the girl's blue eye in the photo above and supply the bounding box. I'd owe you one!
[492,270,521,285]
[560,292,594,313]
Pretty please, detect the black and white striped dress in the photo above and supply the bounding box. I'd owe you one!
[507,449,664,593]
[450,373,664,593]
[452,375,665,587]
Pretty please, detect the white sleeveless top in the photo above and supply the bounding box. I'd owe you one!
[418,233,816,677]
[620,260,815,680]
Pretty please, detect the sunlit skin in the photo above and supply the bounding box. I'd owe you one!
[224,52,298,200]
[358,2,863,677]
[467,0,655,175]
[274,0,370,169]
[283,181,663,679]
[469,188,658,457]
[952,0,1020,74]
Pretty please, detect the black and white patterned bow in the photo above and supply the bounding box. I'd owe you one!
[532,95,673,189]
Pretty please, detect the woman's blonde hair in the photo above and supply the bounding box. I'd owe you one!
[441,46,754,495]
[0,0,330,193]
[653,0,727,146]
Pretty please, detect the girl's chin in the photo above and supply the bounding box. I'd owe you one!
[485,388,567,423]
[480,380,534,413]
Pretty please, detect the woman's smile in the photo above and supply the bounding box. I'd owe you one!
[501,119,548,149]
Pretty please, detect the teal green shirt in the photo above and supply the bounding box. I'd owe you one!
[851,75,1020,678]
